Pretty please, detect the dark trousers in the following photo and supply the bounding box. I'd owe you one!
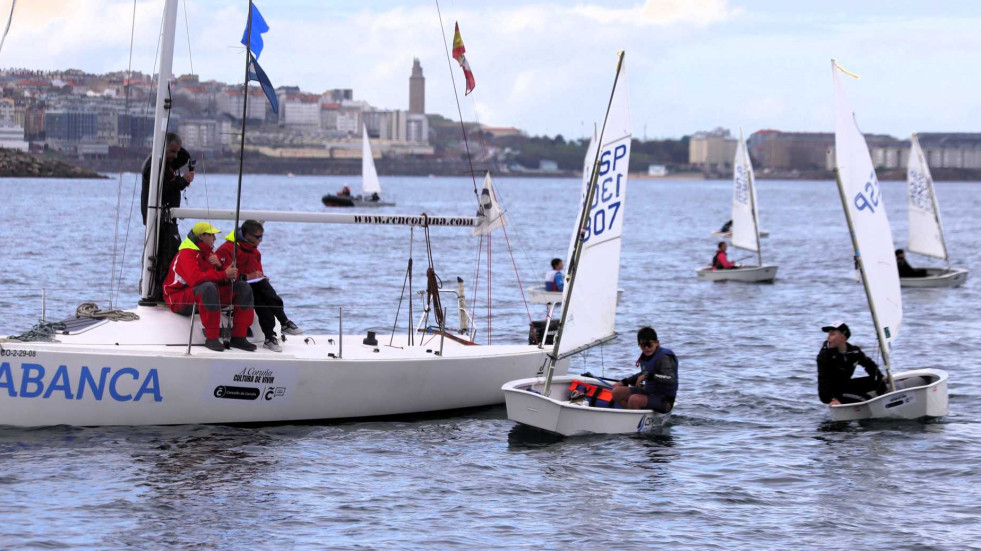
[251,278,288,339]
[839,376,883,404]
[151,222,180,299]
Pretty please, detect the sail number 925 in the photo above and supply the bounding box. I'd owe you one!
[583,144,628,243]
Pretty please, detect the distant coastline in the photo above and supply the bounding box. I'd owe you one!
[0,149,105,179]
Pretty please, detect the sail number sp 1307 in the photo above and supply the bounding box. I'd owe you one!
[583,144,627,243]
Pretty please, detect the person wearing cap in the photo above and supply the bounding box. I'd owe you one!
[216,220,303,353]
[817,321,887,405]
[611,326,678,413]
[895,249,928,278]
[163,221,256,352]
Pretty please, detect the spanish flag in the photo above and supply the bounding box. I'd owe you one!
[452,22,476,95]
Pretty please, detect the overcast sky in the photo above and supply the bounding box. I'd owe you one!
[2,0,980,140]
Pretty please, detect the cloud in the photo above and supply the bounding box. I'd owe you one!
[574,0,742,27]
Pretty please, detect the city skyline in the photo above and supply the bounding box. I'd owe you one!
[1,0,979,140]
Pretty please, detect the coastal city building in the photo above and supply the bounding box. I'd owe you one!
[689,127,737,174]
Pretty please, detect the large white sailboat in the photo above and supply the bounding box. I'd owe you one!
[697,131,778,283]
[0,0,564,427]
[827,60,947,421]
[503,52,665,436]
[322,124,395,207]
[899,134,968,288]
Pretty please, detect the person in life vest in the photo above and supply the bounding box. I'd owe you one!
[338,186,351,197]
[712,241,737,270]
[895,249,928,278]
[163,221,256,352]
[611,326,678,413]
[216,220,303,353]
[816,321,887,405]
[544,258,564,292]
[719,219,733,233]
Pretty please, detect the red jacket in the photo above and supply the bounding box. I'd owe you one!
[713,250,735,269]
[215,231,263,276]
[163,237,227,297]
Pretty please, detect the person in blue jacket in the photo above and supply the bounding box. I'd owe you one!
[544,258,564,292]
[611,326,678,413]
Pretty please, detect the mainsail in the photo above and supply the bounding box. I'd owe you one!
[361,124,381,196]
[729,132,761,257]
[907,134,948,262]
[832,61,902,361]
[556,57,631,359]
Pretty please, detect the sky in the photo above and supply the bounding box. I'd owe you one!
[2,0,980,140]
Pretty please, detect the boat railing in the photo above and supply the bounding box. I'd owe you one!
[415,289,476,343]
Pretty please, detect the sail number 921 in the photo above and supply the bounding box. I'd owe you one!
[583,144,628,242]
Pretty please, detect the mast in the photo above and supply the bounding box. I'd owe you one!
[913,133,951,269]
[232,0,255,269]
[742,128,763,266]
[139,0,180,300]
[543,50,626,397]
[833,167,895,391]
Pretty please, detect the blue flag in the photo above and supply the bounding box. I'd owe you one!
[240,3,269,59]
[249,55,278,113]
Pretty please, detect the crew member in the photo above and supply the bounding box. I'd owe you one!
[895,249,928,278]
[816,321,888,405]
[611,326,678,413]
[712,241,737,270]
[141,132,195,300]
[544,258,564,292]
[163,221,256,352]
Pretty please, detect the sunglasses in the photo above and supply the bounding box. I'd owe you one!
[638,340,655,348]
[249,233,264,242]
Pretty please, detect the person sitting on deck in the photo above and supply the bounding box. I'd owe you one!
[895,249,928,278]
[544,258,564,292]
[816,321,888,405]
[163,221,256,353]
[611,326,678,413]
[216,220,303,353]
[338,186,351,197]
[712,241,737,270]
[370,192,380,202]
[720,219,732,233]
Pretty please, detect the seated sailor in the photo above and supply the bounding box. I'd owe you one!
[816,321,888,405]
[611,326,678,414]
[544,258,564,292]
[895,249,928,278]
[712,241,737,270]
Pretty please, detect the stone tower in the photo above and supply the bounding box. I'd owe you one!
[409,58,425,114]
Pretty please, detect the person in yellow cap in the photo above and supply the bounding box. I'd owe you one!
[162,221,256,352]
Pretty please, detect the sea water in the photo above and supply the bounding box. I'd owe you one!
[1,174,979,549]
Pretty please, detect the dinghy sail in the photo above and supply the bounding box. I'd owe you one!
[504,52,664,436]
[827,60,947,420]
[361,123,382,198]
[901,134,968,287]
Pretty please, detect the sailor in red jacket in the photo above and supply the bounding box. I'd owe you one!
[215,220,302,353]
[163,221,256,352]
[712,241,737,270]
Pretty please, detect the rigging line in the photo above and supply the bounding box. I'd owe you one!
[109,0,140,309]
[0,0,15,59]
[470,233,483,339]
[181,0,194,75]
[433,0,479,203]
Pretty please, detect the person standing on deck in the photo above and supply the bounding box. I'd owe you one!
[611,327,678,413]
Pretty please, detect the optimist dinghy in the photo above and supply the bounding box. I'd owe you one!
[322,124,395,208]
[898,134,968,288]
[826,60,948,421]
[697,131,778,283]
[504,51,668,436]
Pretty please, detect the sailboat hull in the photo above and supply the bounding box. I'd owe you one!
[321,195,396,208]
[827,368,948,421]
[503,376,670,436]
[696,265,778,282]
[0,307,562,427]
[526,288,623,305]
[711,230,769,239]
[899,267,968,288]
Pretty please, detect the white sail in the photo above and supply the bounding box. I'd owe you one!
[473,172,506,236]
[832,62,902,358]
[907,134,947,261]
[729,133,760,254]
[361,124,381,196]
[557,61,630,358]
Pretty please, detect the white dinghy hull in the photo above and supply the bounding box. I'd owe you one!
[711,230,769,239]
[899,267,968,288]
[526,288,623,306]
[0,306,564,427]
[828,368,948,422]
[696,265,778,282]
[503,376,669,436]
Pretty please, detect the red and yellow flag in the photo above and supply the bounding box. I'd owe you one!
[452,22,476,95]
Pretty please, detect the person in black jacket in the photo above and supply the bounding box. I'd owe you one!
[611,326,678,413]
[816,321,888,405]
[895,249,928,278]
[141,132,195,300]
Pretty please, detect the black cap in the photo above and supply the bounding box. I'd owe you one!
[822,320,850,339]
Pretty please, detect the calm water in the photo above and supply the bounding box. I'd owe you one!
[1,174,980,549]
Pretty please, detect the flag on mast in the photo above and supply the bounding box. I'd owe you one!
[452,22,476,95]
[240,3,278,113]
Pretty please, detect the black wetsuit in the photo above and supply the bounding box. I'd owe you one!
[140,149,191,298]
[816,342,885,404]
